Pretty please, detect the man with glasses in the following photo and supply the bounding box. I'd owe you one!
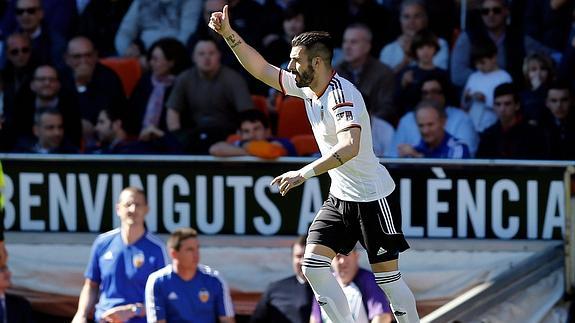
[9,65,82,147]
[390,75,478,157]
[72,187,168,323]
[450,0,525,88]
[11,0,66,68]
[62,36,126,147]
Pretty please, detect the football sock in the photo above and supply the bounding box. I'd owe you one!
[374,271,420,323]
[302,253,354,323]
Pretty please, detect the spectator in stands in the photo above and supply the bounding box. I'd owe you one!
[62,36,126,146]
[391,75,478,157]
[72,186,168,323]
[145,227,236,323]
[88,108,182,155]
[250,235,314,323]
[379,0,449,73]
[371,115,395,158]
[524,0,573,60]
[2,32,36,98]
[394,29,448,114]
[336,23,396,123]
[544,81,575,160]
[262,4,306,68]
[12,107,79,154]
[209,109,296,158]
[450,0,524,88]
[9,65,82,146]
[0,259,35,322]
[77,0,133,57]
[166,38,253,154]
[476,83,547,159]
[115,0,202,57]
[462,40,512,132]
[127,38,191,138]
[520,52,555,126]
[397,100,470,158]
[342,0,394,57]
[310,247,393,323]
[7,0,66,68]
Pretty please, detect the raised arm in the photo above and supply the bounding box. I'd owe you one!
[208,5,281,91]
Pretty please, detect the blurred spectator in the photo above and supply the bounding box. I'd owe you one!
[88,108,182,154]
[1,0,78,39]
[462,40,511,132]
[77,0,133,57]
[343,0,394,57]
[397,100,470,158]
[0,261,35,322]
[5,0,67,68]
[62,36,126,146]
[114,0,202,57]
[127,37,190,138]
[250,235,314,323]
[166,38,253,154]
[450,0,524,88]
[371,115,395,158]
[543,81,575,160]
[476,83,547,159]
[209,109,296,158]
[394,29,448,114]
[2,32,36,98]
[310,248,393,323]
[379,0,449,73]
[336,23,396,122]
[12,107,79,153]
[262,4,305,68]
[145,227,236,323]
[391,75,478,157]
[524,0,573,58]
[557,36,575,89]
[520,52,555,126]
[9,65,82,146]
[72,186,168,323]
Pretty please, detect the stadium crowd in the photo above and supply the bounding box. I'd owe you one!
[0,0,573,160]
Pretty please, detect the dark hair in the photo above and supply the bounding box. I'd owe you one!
[346,23,373,43]
[547,80,572,95]
[292,31,334,65]
[493,82,519,102]
[419,74,455,104]
[238,109,269,129]
[414,99,446,118]
[167,227,198,251]
[291,235,307,249]
[34,107,62,125]
[410,29,439,58]
[147,37,191,76]
[470,39,497,64]
[283,3,304,20]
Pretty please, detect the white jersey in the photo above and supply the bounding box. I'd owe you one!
[279,70,395,202]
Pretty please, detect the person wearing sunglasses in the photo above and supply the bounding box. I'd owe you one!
[11,0,66,68]
[2,33,36,97]
[450,0,525,89]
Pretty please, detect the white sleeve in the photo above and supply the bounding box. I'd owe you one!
[329,89,363,133]
[279,69,306,99]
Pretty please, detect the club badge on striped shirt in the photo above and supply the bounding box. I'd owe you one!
[199,288,210,303]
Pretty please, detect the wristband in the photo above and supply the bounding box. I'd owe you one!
[300,165,316,179]
[131,304,144,317]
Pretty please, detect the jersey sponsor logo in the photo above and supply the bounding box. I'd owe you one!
[168,291,178,300]
[103,251,113,260]
[199,288,210,303]
[377,247,387,256]
[345,111,353,121]
[336,112,344,121]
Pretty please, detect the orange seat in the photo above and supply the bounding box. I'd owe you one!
[226,133,240,143]
[251,95,269,116]
[276,97,313,139]
[99,57,142,97]
[290,134,319,156]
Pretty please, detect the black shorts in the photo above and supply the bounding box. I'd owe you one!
[307,193,410,264]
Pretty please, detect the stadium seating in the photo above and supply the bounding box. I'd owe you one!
[99,57,142,97]
[276,96,313,139]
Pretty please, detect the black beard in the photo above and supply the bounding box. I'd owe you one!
[294,66,314,88]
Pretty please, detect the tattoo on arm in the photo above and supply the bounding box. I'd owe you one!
[333,152,344,165]
[225,34,242,49]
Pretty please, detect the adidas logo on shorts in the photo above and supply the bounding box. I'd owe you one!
[377,247,387,256]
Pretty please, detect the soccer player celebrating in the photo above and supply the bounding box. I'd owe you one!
[209,5,419,323]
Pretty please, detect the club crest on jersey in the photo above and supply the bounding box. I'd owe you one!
[345,111,353,121]
[336,112,344,121]
[199,288,210,303]
[132,252,145,268]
